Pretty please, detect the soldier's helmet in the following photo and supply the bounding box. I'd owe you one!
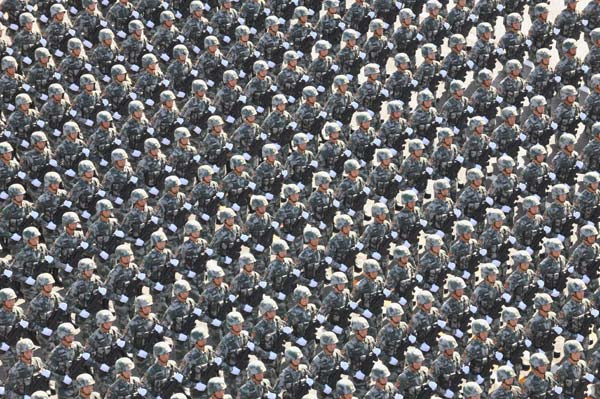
[371,203,389,216]
[471,319,491,334]
[563,340,584,355]
[303,226,321,242]
[521,195,541,210]
[114,357,135,373]
[16,93,32,106]
[285,346,303,361]
[400,190,418,205]
[421,43,437,57]
[96,310,116,326]
[425,234,443,249]
[204,35,220,48]
[78,258,97,271]
[173,280,191,296]
[426,0,442,11]
[8,183,26,197]
[253,60,269,74]
[386,303,404,317]
[447,276,466,292]
[551,183,570,199]
[35,47,51,61]
[0,142,12,154]
[320,331,339,346]
[486,208,505,224]
[115,244,134,258]
[416,289,434,305]
[500,106,518,120]
[343,159,360,173]
[262,143,279,157]
[330,271,348,285]
[16,338,39,354]
[302,86,318,98]
[313,171,332,186]
[207,377,227,394]
[448,34,465,48]
[501,307,521,322]
[134,294,153,310]
[559,133,576,148]
[19,12,35,25]
[393,245,410,259]
[230,154,247,168]
[560,85,578,100]
[496,365,516,381]
[580,225,599,238]
[497,154,515,169]
[293,285,311,301]
[529,353,549,368]
[95,199,113,213]
[462,381,483,397]
[153,341,171,357]
[190,325,209,342]
[282,184,300,198]
[369,18,385,32]
[31,392,49,399]
[259,297,278,313]
[56,322,80,339]
[164,175,180,191]
[241,105,257,119]
[226,311,244,326]
[335,378,355,394]
[530,95,547,108]
[438,334,458,351]
[583,171,600,186]
[535,48,552,63]
[0,288,17,303]
[480,263,498,277]
[250,195,268,209]
[342,29,360,42]
[455,220,474,235]
[272,239,289,253]
[350,316,369,331]
[399,8,416,20]
[218,207,236,222]
[375,148,393,162]
[433,179,451,192]
[207,263,225,280]
[405,346,425,363]
[44,171,62,186]
[417,89,435,103]
[76,373,95,389]
[371,362,390,379]
[23,226,41,241]
[533,293,553,309]
[247,359,266,376]
[174,127,191,141]
[466,168,484,182]
[235,25,250,38]
[476,22,493,37]
[567,278,586,294]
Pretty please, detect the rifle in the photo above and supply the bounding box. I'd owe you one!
[159,370,187,398]
[465,250,482,275]
[173,206,192,229]
[189,251,209,275]
[358,351,378,376]
[469,354,493,378]
[328,301,352,329]
[382,178,402,202]
[226,346,251,371]
[341,246,360,272]
[375,232,395,259]
[124,276,144,299]
[294,317,318,343]
[569,310,597,337]
[523,226,545,252]
[50,202,72,225]
[190,359,220,384]
[45,305,71,331]
[505,340,527,366]
[254,225,275,251]
[68,352,93,377]
[551,215,577,238]
[207,296,235,323]
[464,201,487,224]
[394,276,416,304]
[2,319,37,347]
[433,211,457,233]
[361,287,386,316]
[289,215,308,238]
[83,288,110,315]
[239,283,265,308]
[440,159,462,180]
[228,187,252,208]
[25,372,51,395]
[285,377,310,399]
[437,370,463,392]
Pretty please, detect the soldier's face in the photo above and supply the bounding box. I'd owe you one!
[325,343,336,353]
[375,27,384,36]
[430,8,439,16]
[270,24,279,33]
[178,291,189,300]
[81,386,94,395]
[347,38,356,48]
[156,241,167,250]
[21,349,33,361]
[258,69,268,78]
[299,297,308,306]
[29,237,40,246]
[574,291,584,300]
[213,276,224,286]
[55,11,65,21]
[540,11,548,21]
[413,149,423,157]
[158,353,170,363]
[42,283,53,293]
[592,182,600,191]
[120,255,131,265]
[101,210,112,219]
[25,22,33,31]
[3,298,15,310]
[20,103,30,112]
[319,49,328,57]
[243,264,254,273]
[83,269,94,279]
[140,305,151,315]
[431,245,440,254]
[134,29,143,37]
[63,334,75,345]
[335,283,345,292]
[231,323,242,333]
[240,34,249,43]
[412,361,422,370]
[486,273,496,283]
[101,321,113,331]
[567,95,577,104]
[195,338,206,348]
[1,151,11,161]
[35,141,46,151]
[72,48,82,57]
[571,352,582,361]
[115,159,126,169]
[568,1,577,9]
[402,17,412,25]
[493,220,503,229]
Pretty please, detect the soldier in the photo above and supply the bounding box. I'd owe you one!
[375,303,408,380]
[526,49,556,102]
[121,20,149,68]
[162,280,196,360]
[254,144,284,214]
[252,297,288,380]
[84,199,119,276]
[583,122,600,172]
[0,183,36,254]
[359,203,392,268]
[552,85,582,141]
[230,254,263,327]
[556,39,585,89]
[395,347,430,398]
[215,311,253,397]
[504,251,537,313]
[522,353,558,397]
[525,293,560,359]
[440,276,470,339]
[326,215,360,283]
[0,143,21,198]
[276,346,310,398]
[175,220,209,294]
[400,139,429,194]
[274,184,308,256]
[497,13,526,65]
[119,101,151,157]
[222,156,253,224]
[168,127,199,189]
[231,105,262,169]
[308,41,334,97]
[583,74,600,137]
[294,86,324,153]
[456,168,487,229]
[156,175,187,241]
[85,310,123,394]
[124,294,163,371]
[544,184,576,249]
[555,339,592,396]
[555,0,583,58]
[150,11,181,60]
[490,366,521,398]
[27,273,64,354]
[40,84,70,135]
[423,179,455,234]
[6,93,39,149]
[575,172,600,224]
[318,272,353,338]
[134,54,164,104]
[309,331,346,397]
[105,357,144,399]
[20,132,55,196]
[35,172,68,240]
[391,9,419,66]
[47,322,85,399]
[237,359,273,399]
[430,334,462,396]
[285,285,318,359]
[6,338,47,398]
[210,208,243,275]
[441,36,468,89]
[64,258,106,336]
[141,230,177,315]
[316,0,344,53]
[467,23,496,76]
[308,172,336,239]
[199,264,233,345]
[12,226,51,301]
[143,341,180,399]
[498,60,527,109]
[120,189,158,258]
[463,319,495,385]
[75,373,102,399]
[276,50,307,107]
[188,167,219,241]
[196,36,226,88]
[560,278,596,348]
[181,80,213,130]
[419,234,449,295]
[414,45,441,93]
[410,289,443,357]
[266,239,298,312]
[225,26,256,80]
[495,307,527,373]
[0,56,24,116]
[471,263,503,322]
[180,325,217,398]
[256,16,286,66]
[0,288,26,372]
[479,209,511,265]
[419,0,445,50]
